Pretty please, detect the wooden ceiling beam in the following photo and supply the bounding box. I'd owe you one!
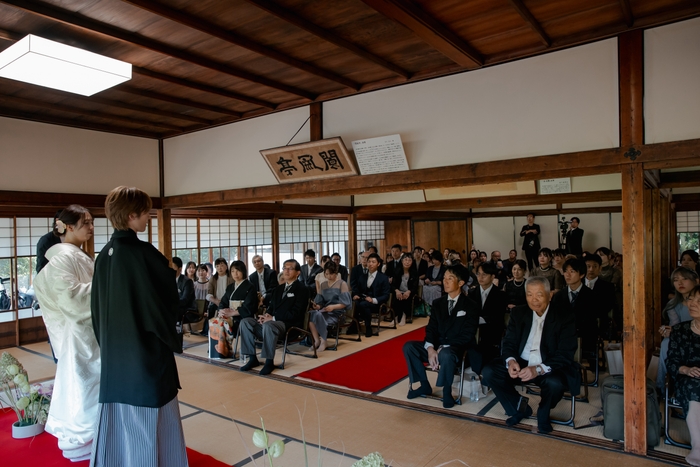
[132,67,276,110]
[660,171,700,189]
[243,0,410,79]
[0,0,316,100]
[359,0,483,67]
[117,87,242,118]
[121,0,359,90]
[354,191,622,215]
[0,92,187,131]
[163,138,700,209]
[0,105,164,138]
[619,0,635,27]
[506,0,551,47]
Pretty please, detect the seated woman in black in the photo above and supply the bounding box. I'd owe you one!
[209,260,257,358]
[391,253,419,326]
[503,259,528,311]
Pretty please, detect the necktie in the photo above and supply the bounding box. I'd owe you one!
[367,273,374,288]
[448,300,455,315]
[283,283,291,295]
[571,290,579,304]
[363,268,368,274]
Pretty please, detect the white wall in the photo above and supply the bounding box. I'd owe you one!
[324,39,619,170]
[0,117,159,195]
[163,107,309,196]
[645,17,700,144]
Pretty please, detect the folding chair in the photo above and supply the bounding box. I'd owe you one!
[665,374,692,449]
[183,299,207,333]
[372,297,395,335]
[326,302,361,351]
[407,349,471,406]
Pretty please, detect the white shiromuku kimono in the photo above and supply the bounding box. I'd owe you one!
[33,242,100,462]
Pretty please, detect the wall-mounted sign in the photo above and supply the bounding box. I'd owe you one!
[260,137,358,184]
[352,134,409,175]
[538,177,572,195]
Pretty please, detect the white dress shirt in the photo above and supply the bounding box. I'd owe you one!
[568,282,583,303]
[506,306,552,373]
[480,284,493,306]
[585,277,598,290]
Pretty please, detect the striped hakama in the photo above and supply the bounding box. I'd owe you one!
[90,396,188,467]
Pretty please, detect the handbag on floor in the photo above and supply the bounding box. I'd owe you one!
[601,375,661,446]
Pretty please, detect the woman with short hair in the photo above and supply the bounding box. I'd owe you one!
[309,261,351,352]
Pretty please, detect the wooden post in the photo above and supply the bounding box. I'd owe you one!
[310,103,323,141]
[348,213,357,268]
[651,189,662,350]
[272,214,280,272]
[669,201,678,268]
[157,209,172,261]
[621,163,647,455]
[466,216,473,252]
[619,30,644,149]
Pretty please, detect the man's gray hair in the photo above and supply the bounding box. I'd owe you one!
[252,254,263,262]
[525,276,551,293]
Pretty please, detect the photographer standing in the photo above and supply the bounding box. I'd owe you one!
[565,217,584,256]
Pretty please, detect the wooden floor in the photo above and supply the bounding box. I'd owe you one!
[4,336,687,467]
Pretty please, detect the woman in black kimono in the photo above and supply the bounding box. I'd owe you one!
[91,186,187,467]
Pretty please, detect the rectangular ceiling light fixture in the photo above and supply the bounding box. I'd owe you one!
[0,35,132,96]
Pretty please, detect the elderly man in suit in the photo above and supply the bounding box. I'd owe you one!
[352,253,390,338]
[239,259,309,375]
[249,254,278,306]
[468,262,508,365]
[403,265,480,408]
[482,276,580,433]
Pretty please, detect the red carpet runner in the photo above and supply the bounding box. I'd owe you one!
[297,327,426,393]
[0,409,231,467]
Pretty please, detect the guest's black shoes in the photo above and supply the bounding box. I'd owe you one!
[442,392,455,409]
[537,421,554,434]
[240,356,260,372]
[506,396,533,426]
[407,381,433,399]
[259,359,276,376]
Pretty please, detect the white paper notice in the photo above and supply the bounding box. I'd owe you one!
[538,178,572,195]
[351,134,409,175]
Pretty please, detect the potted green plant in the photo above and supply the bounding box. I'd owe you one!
[0,352,52,439]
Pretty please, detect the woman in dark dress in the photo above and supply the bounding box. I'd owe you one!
[520,212,541,272]
[667,285,700,466]
[91,186,187,467]
[210,260,257,358]
[503,259,528,310]
[391,253,419,326]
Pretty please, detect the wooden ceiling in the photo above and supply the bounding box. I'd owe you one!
[0,0,698,139]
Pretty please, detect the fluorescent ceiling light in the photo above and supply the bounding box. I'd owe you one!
[0,35,131,96]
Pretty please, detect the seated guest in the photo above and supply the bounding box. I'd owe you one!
[315,255,332,291]
[489,250,508,287]
[468,262,508,365]
[331,253,349,282]
[203,258,234,335]
[172,256,196,318]
[210,261,257,358]
[482,276,580,433]
[300,249,323,293]
[467,249,479,272]
[552,249,566,274]
[682,249,700,277]
[504,259,528,310]
[391,253,419,327]
[352,253,390,338]
[422,251,446,307]
[193,264,210,301]
[479,251,488,264]
[309,261,351,352]
[239,260,309,375]
[503,249,518,279]
[584,253,616,340]
[185,261,197,282]
[666,285,700,466]
[403,266,480,408]
[249,254,278,306]
[552,258,597,353]
[596,246,623,332]
[384,244,403,282]
[413,246,428,280]
[350,250,369,297]
[531,248,564,296]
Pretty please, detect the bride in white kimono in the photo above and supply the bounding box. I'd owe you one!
[33,205,99,462]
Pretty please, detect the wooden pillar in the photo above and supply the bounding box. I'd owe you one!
[651,189,663,350]
[348,213,357,268]
[310,103,323,141]
[669,201,678,268]
[157,209,172,261]
[622,163,647,455]
[272,214,280,272]
[619,30,644,148]
[466,216,474,251]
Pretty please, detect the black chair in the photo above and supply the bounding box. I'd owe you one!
[326,302,361,351]
[183,299,207,334]
[372,298,395,335]
[408,349,470,406]
[665,374,692,449]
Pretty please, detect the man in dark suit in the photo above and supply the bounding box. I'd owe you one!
[331,252,349,282]
[482,276,580,434]
[172,256,196,316]
[36,210,63,273]
[349,250,369,297]
[583,253,616,340]
[240,259,309,375]
[565,217,584,256]
[249,254,278,306]
[467,262,508,365]
[413,246,428,279]
[403,265,480,408]
[384,244,403,283]
[300,249,323,292]
[352,253,390,338]
[552,258,597,353]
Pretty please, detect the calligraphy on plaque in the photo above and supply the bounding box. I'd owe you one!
[351,134,409,175]
[260,137,358,184]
